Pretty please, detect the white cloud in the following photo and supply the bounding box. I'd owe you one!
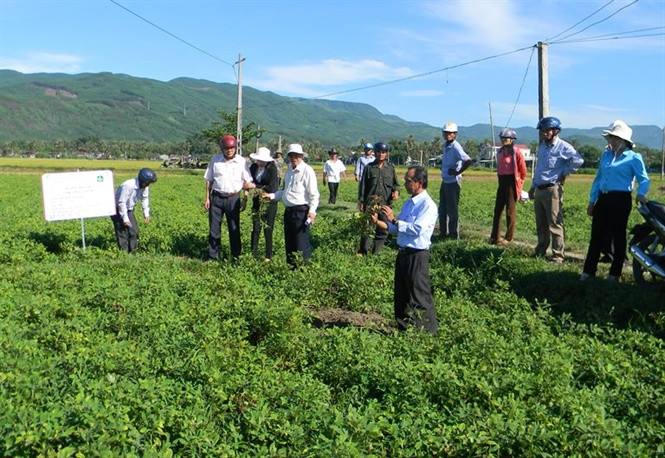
[251,59,415,97]
[0,52,84,74]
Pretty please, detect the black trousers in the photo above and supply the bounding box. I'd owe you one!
[583,192,632,277]
[328,182,339,204]
[394,249,438,335]
[358,211,388,255]
[208,193,242,260]
[251,198,278,259]
[284,205,311,268]
[111,210,139,253]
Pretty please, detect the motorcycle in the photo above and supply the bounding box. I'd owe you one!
[629,200,665,289]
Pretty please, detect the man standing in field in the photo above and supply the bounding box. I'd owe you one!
[323,148,347,204]
[204,135,255,261]
[265,143,320,268]
[371,165,438,335]
[111,168,157,253]
[439,122,472,239]
[354,142,375,182]
[357,141,400,255]
[528,116,584,263]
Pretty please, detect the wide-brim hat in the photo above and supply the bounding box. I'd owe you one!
[287,143,307,158]
[250,147,274,162]
[328,147,339,155]
[602,120,635,148]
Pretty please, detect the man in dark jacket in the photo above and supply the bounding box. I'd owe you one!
[357,141,399,255]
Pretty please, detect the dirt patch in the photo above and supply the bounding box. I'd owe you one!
[309,307,392,333]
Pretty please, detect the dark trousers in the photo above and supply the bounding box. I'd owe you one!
[328,182,339,204]
[111,210,139,253]
[358,211,388,255]
[208,193,242,260]
[394,249,438,335]
[490,175,518,242]
[284,205,311,268]
[439,181,461,238]
[583,192,632,277]
[251,199,278,259]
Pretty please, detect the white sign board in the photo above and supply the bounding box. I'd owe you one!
[42,170,116,222]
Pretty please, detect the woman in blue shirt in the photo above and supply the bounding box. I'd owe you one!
[581,120,650,282]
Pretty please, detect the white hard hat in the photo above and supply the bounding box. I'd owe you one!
[443,122,458,133]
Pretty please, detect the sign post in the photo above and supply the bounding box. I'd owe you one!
[41,170,116,250]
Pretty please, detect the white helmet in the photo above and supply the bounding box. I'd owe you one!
[442,122,458,133]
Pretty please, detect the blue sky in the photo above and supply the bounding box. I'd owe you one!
[1,0,664,130]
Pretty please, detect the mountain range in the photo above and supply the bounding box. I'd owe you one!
[0,70,662,150]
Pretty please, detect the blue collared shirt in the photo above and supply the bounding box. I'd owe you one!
[440,140,471,184]
[532,137,584,188]
[388,190,438,250]
[589,148,650,204]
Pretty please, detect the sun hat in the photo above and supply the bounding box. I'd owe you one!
[250,147,274,162]
[602,120,635,148]
[287,143,307,158]
[328,147,339,155]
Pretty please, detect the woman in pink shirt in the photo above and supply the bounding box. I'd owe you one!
[489,128,527,245]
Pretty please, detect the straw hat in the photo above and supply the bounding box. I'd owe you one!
[602,120,635,148]
[287,143,307,158]
[250,147,274,162]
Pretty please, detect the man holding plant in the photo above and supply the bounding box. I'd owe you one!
[371,165,438,335]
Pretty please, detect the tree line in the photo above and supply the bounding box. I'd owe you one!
[1,110,662,171]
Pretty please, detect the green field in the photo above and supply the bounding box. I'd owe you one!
[1,159,664,456]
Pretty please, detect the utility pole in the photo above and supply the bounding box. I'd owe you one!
[489,101,496,171]
[538,42,549,121]
[236,53,245,156]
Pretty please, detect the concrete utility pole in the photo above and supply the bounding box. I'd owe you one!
[538,42,549,121]
[236,53,245,156]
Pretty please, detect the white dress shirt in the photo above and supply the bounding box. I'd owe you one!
[273,161,320,214]
[204,154,252,194]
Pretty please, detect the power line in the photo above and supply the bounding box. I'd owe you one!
[547,0,616,42]
[505,46,537,128]
[553,28,665,44]
[550,0,641,44]
[108,0,237,72]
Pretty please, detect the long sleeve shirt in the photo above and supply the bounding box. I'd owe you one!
[354,154,375,179]
[589,148,650,204]
[115,178,149,223]
[387,190,438,250]
[274,161,320,214]
[358,161,400,205]
[532,137,584,188]
[440,140,471,184]
[204,154,253,194]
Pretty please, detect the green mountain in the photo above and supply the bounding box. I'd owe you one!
[0,70,661,149]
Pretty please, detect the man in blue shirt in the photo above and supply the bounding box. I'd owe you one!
[528,117,584,263]
[371,165,438,335]
[439,122,472,239]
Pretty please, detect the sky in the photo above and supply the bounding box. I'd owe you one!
[1,0,664,130]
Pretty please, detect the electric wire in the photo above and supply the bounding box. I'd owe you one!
[504,46,537,129]
[554,30,665,44]
[550,0,641,44]
[547,0,615,42]
[109,0,237,74]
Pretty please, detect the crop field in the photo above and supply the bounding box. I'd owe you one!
[1,158,664,456]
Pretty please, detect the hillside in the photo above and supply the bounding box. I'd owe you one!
[0,70,662,149]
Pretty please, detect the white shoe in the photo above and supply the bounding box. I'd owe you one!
[580,273,591,282]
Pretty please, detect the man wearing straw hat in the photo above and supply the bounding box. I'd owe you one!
[323,147,347,204]
[265,143,320,267]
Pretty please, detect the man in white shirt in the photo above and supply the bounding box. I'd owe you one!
[204,135,255,261]
[111,168,157,253]
[354,143,375,182]
[266,143,320,267]
[323,147,347,204]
